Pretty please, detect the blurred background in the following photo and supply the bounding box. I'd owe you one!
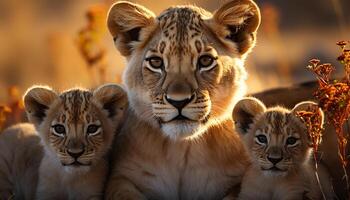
[0,0,349,128]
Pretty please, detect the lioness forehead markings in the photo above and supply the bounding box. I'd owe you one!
[157,7,204,55]
[159,42,166,54]
[194,40,202,53]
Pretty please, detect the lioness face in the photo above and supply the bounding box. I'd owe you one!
[24,84,127,172]
[140,9,244,139]
[108,1,261,139]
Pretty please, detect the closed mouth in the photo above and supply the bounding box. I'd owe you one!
[158,113,210,124]
[63,160,91,167]
[262,166,287,172]
[172,114,191,121]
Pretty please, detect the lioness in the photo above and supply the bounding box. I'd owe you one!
[106,0,260,199]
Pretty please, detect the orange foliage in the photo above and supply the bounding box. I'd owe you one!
[0,105,11,132]
[307,41,350,166]
[296,108,324,159]
[76,4,109,85]
[0,86,26,132]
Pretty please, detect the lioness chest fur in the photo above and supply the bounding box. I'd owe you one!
[106,0,260,199]
[110,111,248,200]
[23,84,127,199]
[232,97,334,200]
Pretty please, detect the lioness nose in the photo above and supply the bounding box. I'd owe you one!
[166,94,194,110]
[267,156,283,165]
[67,149,85,159]
[165,80,195,110]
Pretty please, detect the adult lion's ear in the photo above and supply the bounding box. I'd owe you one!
[209,0,261,55]
[107,1,156,56]
[93,84,128,119]
[232,97,266,135]
[24,86,58,126]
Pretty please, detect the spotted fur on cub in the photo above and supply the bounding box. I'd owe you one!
[1,84,127,199]
[232,97,334,200]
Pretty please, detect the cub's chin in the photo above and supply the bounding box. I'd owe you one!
[261,166,288,178]
[63,165,91,174]
[161,120,206,140]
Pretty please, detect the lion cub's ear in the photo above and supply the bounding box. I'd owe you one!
[93,84,128,119]
[24,86,58,126]
[291,101,324,126]
[209,0,261,55]
[232,97,266,135]
[291,101,324,146]
[292,101,324,126]
[107,1,156,56]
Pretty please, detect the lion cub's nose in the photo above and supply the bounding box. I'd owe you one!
[67,149,85,159]
[66,140,85,159]
[267,156,283,165]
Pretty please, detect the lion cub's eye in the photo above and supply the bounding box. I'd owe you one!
[286,137,299,146]
[87,125,101,136]
[255,135,268,145]
[146,57,163,69]
[52,124,66,137]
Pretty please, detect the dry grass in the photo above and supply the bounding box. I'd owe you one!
[308,41,350,166]
[307,41,350,194]
[296,107,326,199]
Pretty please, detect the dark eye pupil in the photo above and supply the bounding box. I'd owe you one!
[287,137,297,145]
[257,135,267,143]
[54,125,65,134]
[199,56,214,67]
[149,57,163,68]
[87,125,99,134]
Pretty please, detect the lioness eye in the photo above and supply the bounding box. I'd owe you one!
[52,124,66,137]
[87,125,100,135]
[147,57,163,68]
[255,135,268,144]
[198,55,215,68]
[286,137,299,146]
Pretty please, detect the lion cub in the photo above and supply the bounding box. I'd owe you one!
[232,97,334,200]
[23,84,127,199]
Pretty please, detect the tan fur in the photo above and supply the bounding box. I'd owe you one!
[0,123,42,200]
[232,97,334,200]
[108,112,249,200]
[0,84,127,199]
[25,84,127,199]
[252,81,349,199]
[106,0,260,199]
